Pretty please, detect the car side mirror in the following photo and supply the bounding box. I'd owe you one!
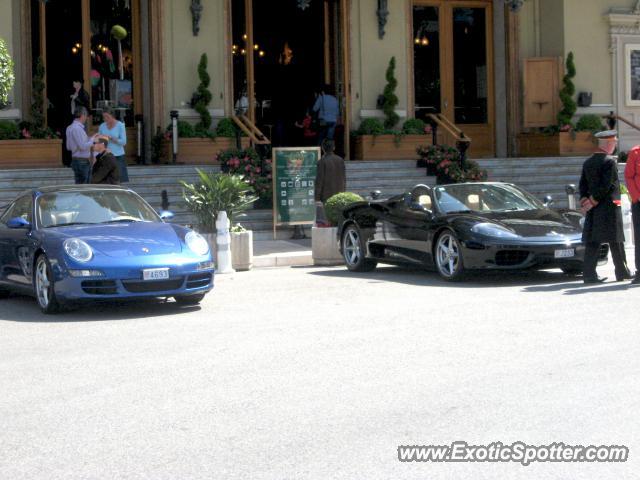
[7,217,31,229]
[543,195,554,207]
[159,210,175,221]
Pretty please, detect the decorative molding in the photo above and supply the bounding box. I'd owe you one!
[359,109,407,119]
[190,0,203,36]
[377,0,389,39]
[0,108,21,120]
[174,108,225,119]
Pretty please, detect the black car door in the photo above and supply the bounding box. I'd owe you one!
[382,196,433,264]
[0,195,36,286]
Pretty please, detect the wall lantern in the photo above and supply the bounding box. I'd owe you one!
[505,0,525,12]
[377,0,389,39]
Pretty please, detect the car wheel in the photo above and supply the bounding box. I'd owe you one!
[174,293,206,305]
[341,224,377,272]
[434,230,466,281]
[34,254,62,314]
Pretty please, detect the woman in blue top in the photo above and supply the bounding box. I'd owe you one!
[98,108,129,182]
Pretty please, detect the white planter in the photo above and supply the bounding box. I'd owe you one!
[231,230,253,271]
[312,226,343,266]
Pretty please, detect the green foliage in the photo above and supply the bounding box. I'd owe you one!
[216,118,238,137]
[575,114,603,133]
[558,52,577,127]
[31,57,45,129]
[194,53,212,132]
[166,120,213,139]
[218,147,272,205]
[150,127,166,164]
[0,37,15,108]
[417,144,487,184]
[402,118,427,135]
[180,171,258,233]
[324,192,364,227]
[357,118,385,135]
[382,57,399,129]
[0,120,19,140]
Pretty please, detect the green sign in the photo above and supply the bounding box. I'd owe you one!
[272,147,320,228]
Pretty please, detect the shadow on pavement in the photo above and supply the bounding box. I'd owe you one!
[0,293,201,323]
[308,265,580,289]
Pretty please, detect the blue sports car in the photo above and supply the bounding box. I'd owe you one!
[0,185,214,313]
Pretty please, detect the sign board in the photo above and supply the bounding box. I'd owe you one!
[272,147,320,238]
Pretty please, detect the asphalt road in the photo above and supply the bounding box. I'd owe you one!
[0,256,639,480]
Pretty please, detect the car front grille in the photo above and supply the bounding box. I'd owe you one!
[186,272,212,289]
[495,250,531,267]
[121,277,185,293]
[81,280,118,295]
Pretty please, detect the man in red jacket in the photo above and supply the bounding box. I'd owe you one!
[625,145,640,284]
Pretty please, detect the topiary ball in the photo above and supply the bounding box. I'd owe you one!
[324,192,364,227]
[110,25,128,41]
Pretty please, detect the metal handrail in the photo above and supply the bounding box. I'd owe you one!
[426,113,472,144]
[231,115,271,145]
[604,112,640,133]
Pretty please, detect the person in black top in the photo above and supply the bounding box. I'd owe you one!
[71,79,90,117]
[90,137,120,185]
[579,130,632,284]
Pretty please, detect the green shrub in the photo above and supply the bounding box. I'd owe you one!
[193,53,212,132]
[357,118,385,136]
[216,118,238,137]
[324,192,364,227]
[402,118,427,135]
[558,52,577,127]
[575,114,603,132]
[0,120,19,140]
[176,120,195,138]
[382,57,399,129]
[0,37,15,108]
[180,171,258,232]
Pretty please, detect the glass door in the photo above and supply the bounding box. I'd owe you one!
[412,1,494,156]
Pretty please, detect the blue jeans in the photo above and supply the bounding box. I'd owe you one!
[116,155,129,183]
[317,122,336,146]
[71,158,91,184]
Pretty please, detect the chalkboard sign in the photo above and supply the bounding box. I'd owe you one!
[272,147,320,237]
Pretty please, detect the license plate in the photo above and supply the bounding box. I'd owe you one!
[554,248,575,259]
[142,268,170,281]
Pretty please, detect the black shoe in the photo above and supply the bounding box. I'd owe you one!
[584,276,607,284]
[632,276,640,285]
[616,272,634,281]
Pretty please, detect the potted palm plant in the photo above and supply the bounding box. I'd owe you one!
[312,192,363,266]
[181,170,258,270]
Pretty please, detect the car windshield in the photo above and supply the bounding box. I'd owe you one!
[434,184,544,214]
[37,190,161,228]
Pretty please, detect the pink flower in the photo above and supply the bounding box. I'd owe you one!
[245,165,251,171]
[255,167,261,173]
[22,128,31,139]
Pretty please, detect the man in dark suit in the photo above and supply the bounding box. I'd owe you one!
[315,139,346,226]
[90,136,120,185]
[579,130,632,284]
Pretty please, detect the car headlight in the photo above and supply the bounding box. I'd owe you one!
[471,222,520,239]
[64,238,93,263]
[185,231,210,256]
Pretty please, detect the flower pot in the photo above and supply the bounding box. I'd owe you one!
[231,230,253,271]
[0,139,63,168]
[161,137,250,164]
[312,226,342,266]
[352,134,432,160]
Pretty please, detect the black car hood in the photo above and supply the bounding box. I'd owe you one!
[450,209,582,239]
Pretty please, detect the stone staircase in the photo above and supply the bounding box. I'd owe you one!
[0,158,628,240]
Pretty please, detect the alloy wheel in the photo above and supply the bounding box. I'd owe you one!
[436,232,461,278]
[35,257,51,309]
[343,228,361,266]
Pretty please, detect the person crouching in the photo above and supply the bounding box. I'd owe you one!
[90,136,120,185]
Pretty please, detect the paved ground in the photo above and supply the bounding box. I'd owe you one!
[0,254,638,480]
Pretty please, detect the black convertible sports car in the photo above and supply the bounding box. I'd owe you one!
[338,182,608,281]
